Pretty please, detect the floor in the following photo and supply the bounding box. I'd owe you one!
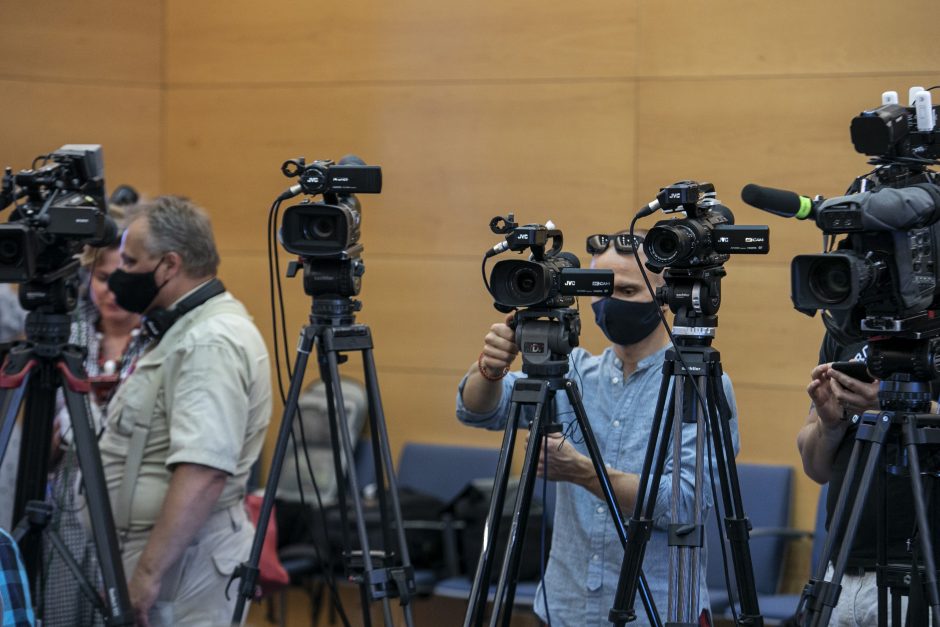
[246,585,542,627]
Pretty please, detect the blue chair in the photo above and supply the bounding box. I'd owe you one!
[706,463,794,618]
[754,484,829,623]
[396,442,501,503]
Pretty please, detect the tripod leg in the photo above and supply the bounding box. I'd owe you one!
[0,374,27,465]
[705,374,762,624]
[322,347,381,626]
[903,418,940,625]
[610,367,677,627]
[361,346,416,626]
[57,350,134,626]
[463,397,525,627]
[231,326,317,624]
[489,388,551,627]
[808,415,890,627]
[564,380,662,627]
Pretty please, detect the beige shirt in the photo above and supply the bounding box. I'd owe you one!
[99,292,271,531]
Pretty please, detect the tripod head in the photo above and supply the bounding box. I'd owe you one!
[512,307,581,381]
[860,317,940,413]
[655,264,727,342]
[286,252,365,327]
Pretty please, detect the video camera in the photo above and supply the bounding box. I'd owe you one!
[484,214,613,310]
[278,155,381,300]
[279,156,382,258]
[642,181,769,271]
[0,145,114,291]
[742,87,940,339]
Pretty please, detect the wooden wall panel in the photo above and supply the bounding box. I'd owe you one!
[637,0,939,77]
[166,0,636,84]
[0,81,162,197]
[0,2,162,84]
[164,83,637,257]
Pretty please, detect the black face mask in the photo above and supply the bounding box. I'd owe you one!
[107,258,167,314]
[591,297,662,346]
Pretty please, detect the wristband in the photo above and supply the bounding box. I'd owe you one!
[478,351,509,381]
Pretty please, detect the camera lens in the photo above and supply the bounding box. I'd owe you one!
[303,216,336,240]
[645,224,693,266]
[808,257,853,304]
[0,237,21,264]
[513,268,538,295]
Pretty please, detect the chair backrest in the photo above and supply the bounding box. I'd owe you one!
[396,442,501,504]
[705,463,793,596]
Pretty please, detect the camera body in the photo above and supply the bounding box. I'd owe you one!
[279,157,382,258]
[0,144,113,285]
[790,182,940,321]
[643,181,770,271]
[486,214,613,310]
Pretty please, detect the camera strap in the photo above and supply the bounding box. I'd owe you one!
[141,278,226,341]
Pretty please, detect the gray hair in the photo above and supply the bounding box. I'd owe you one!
[132,196,220,277]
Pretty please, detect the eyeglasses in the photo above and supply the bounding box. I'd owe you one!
[585,233,644,255]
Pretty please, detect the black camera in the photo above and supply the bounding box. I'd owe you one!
[850,89,940,163]
[643,181,770,271]
[787,184,940,320]
[484,214,613,310]
[0,145,114,285]
[279,156,382,258]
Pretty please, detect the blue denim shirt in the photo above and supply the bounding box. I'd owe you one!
[456,344,740,626]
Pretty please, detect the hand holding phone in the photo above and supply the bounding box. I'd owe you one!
[830,361,875,384]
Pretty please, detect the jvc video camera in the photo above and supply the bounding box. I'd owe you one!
[643,181,769,271]
[279,156,382,258]
[0,144,114,285]
[485,214,613,310]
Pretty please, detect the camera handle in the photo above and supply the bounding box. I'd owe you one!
[463,309,662,627]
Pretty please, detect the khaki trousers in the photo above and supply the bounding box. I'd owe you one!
[121,503,254,626]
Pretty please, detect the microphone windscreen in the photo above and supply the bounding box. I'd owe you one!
[741,184,804,217]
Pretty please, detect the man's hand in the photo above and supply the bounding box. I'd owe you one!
[528,432,593,486]
[129,567,161,626]
[807,362,880,426]
[480,313,519,377]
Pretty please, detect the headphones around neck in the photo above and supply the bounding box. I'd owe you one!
[141,278,226,340]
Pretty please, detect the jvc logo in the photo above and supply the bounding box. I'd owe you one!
[518,233,529,240]
[668,192,681,199]
[564,280,576,286]
[718,236,729,242]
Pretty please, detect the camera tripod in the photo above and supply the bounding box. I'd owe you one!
[464,307,662,627]
[610,266,763,627]
[230,288,416,627]
[800,332,940,627]
[0,278,133,626]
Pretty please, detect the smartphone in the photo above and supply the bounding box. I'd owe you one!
[830,361,875,384]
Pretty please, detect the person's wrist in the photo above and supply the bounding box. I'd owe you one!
[478,351,509,381]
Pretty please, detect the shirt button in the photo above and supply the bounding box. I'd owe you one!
[613,420,621,427]
[611,377,620,384]
[596,505,604,514]
[592,554,600,561]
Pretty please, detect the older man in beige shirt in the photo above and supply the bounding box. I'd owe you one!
[98,196,271,626]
